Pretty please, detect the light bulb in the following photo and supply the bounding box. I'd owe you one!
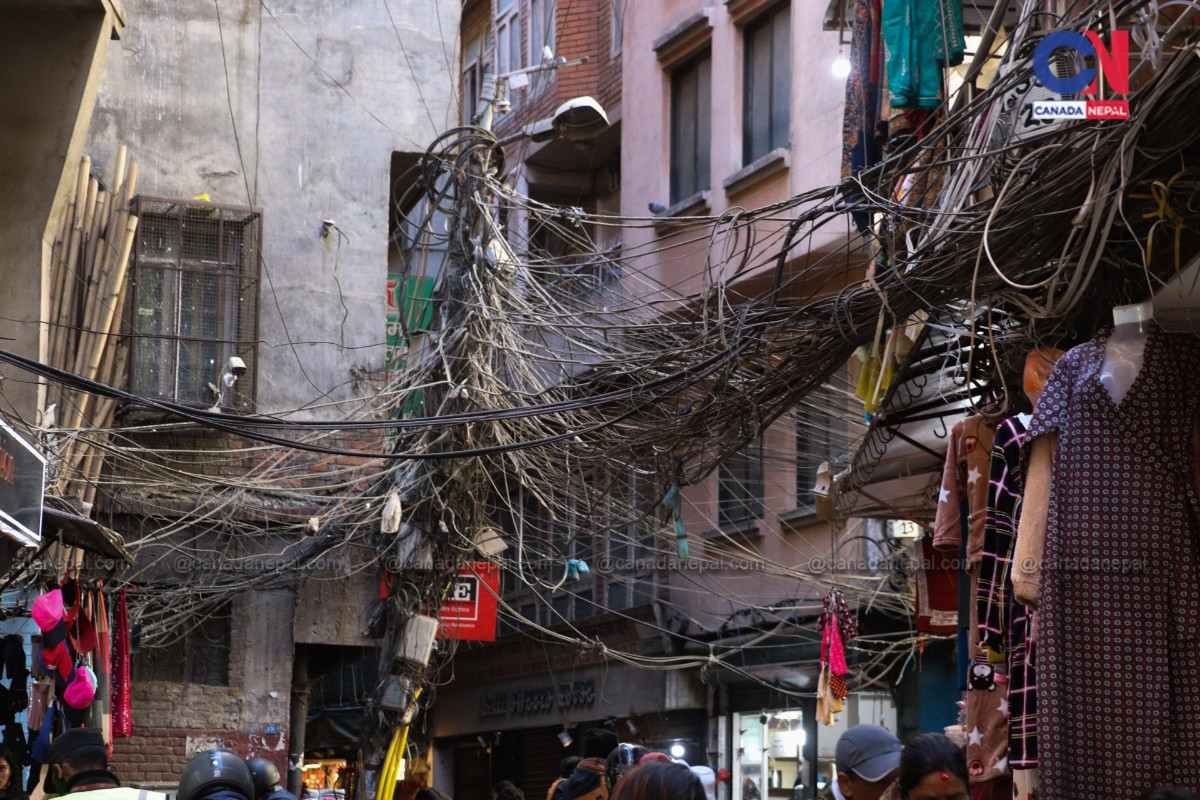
[832,50,851,79]
[670,743,686,758]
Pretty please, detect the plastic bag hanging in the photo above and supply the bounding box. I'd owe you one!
[662,460,689,561]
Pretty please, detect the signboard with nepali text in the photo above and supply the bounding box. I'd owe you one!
[437,562,501,641]
[0,419,46,547]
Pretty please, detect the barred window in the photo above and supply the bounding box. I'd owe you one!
[128,197,261,410]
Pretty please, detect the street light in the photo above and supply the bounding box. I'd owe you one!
[475,53,610,143]
[522,96,610,143]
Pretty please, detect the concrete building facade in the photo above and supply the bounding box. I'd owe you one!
[72,0,460,790]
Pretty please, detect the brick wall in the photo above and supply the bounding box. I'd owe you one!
[469,0,621,155]
[111,726,287,789]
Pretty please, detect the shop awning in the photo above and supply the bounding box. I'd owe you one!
[43,495,135,564]
[306,705,365,751]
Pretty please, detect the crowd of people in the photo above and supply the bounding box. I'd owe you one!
[9,725,1199,800]
[481,725,1200,800]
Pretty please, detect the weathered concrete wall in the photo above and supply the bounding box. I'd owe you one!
[86,0,460,420]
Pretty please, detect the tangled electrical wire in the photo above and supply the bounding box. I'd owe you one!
[1,0,1198,743]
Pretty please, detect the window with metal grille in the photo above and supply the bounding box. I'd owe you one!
[796,403,834,510]
[127,196,261,411]
[743,3,791,165]
[670,50,712,205]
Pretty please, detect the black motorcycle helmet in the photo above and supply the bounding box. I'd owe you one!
[246,758,282,800]
[178,749,255,800]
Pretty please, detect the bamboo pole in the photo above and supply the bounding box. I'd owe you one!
[48,161,90,371]
[67,213,138,436]
[51,148,138,502]
[68,159,135,411]
[79,396,119,507]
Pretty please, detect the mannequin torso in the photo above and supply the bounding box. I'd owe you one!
[1099,301,1154,406]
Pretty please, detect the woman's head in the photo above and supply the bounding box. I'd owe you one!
[609,761,704,800]
[0,747,18,790]
[897,734,968,800]
[493,781,523,800]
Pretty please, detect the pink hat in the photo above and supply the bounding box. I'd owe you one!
[64,665,97,709]
[33,590,64,631]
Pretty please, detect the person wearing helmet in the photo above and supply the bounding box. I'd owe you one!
[36,727,167,800]
[177,750,255,800]
[245,759,296,800]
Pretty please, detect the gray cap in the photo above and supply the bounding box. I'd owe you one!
[836,724,901,782]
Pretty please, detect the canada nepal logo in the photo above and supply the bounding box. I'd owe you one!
[1030,30,1130,121]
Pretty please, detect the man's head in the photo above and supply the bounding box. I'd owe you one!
[246,758,282,800]
[47,727,108,783]
[178,749,254,800]
[834,725,901,800]
[581,728,618,760]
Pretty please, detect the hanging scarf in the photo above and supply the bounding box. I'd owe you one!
[89,589,113,752]
[111,590,132,738]
[820,588,859,645]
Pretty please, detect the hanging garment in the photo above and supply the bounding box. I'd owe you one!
[964,665,1010,784]
[111,590,132,738]
[915,536,958,633]
[977,416,1038,770]
[841,0,884,232]
[936,414,1006,785]
[934,415,999,566]
[89,589,112,751]
[1024,322,1200,799]
[28,680,51,732]
[882,0,965,109]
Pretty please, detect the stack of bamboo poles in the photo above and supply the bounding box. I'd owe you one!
[45,146,139,509]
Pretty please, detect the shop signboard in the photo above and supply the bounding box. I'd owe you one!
[0,419,45,547]
[437,562,501,641]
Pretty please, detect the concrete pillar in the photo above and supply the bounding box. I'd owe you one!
[288,646,310,797]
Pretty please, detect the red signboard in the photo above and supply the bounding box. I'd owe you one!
[437,562,501,641]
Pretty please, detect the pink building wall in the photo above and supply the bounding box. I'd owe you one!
[620,0,870,627]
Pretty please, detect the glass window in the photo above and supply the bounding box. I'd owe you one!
[462,29,489,124]
[496,3,522,75]
[719,436,765,526]
[670,51,712,204]
[743,4,791,164]
[529,0,555,65]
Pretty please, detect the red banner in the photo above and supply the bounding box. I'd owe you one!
[437,562,501,641]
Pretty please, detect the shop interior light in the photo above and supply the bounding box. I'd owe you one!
[558,729,573,747]
[669,743,686,759]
